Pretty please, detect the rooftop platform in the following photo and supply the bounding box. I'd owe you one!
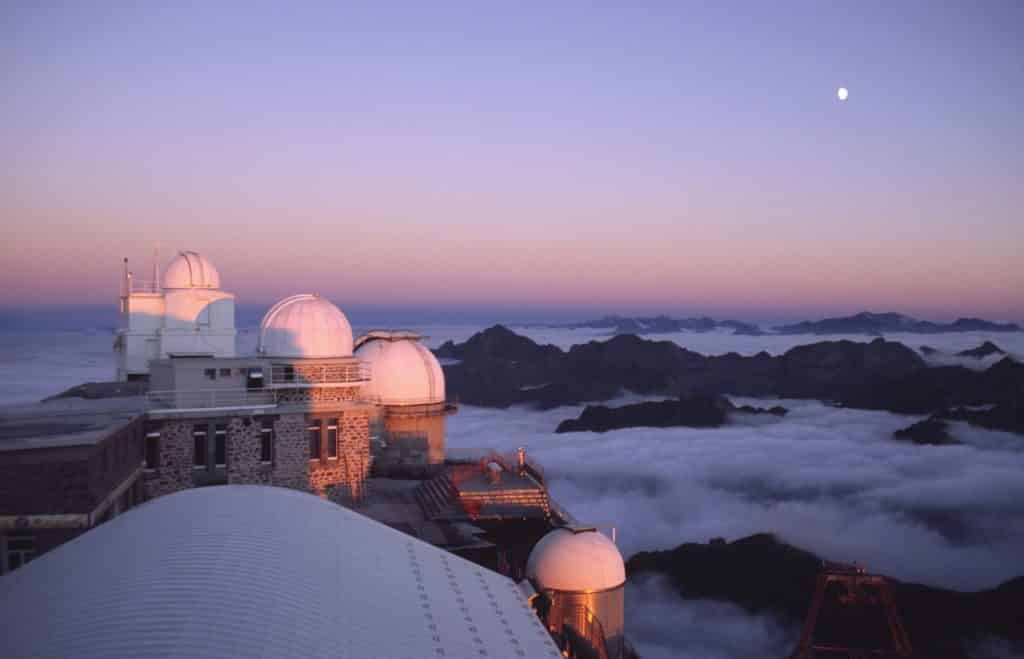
[0,396,144,452]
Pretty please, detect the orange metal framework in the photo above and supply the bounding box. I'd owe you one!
[790,562,913,659]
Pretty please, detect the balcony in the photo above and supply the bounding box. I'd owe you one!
[126,278,162,295]
[147,389,278,413]
[268,362,370,388]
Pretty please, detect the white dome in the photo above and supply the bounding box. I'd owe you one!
[162,251,221,289]
[527,528,625,593]
[258,294,353,358]
[354,333,445,405]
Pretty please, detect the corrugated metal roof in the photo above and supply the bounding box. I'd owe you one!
[0,485,563,659]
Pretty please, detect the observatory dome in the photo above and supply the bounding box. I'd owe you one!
[354,333,445,405]
[162,251,221,289]
[259,294,353,358]
[527,528,625,593]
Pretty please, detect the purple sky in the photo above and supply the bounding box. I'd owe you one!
[2,2,1021,319]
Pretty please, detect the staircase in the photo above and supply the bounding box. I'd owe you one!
[415,473,454,519]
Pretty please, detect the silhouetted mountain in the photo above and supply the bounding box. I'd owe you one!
[557,314,766,336]
[555,395,787,433]
[773,312,1021,335]
[436,326,1024,434]
[892,418,957,445]
[627,534,1024,659]
[956,341,1005,358]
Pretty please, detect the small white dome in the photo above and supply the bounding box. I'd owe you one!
[163,251,221,289]
[259,294,353,358]
[527,528,625,593]
[354,333,445,405]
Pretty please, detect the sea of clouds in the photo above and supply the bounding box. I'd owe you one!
[2,322,1022,657]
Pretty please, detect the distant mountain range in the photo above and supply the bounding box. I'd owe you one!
[773,312,1021,335]
[560,315,766,335]
[554,312,1021,336]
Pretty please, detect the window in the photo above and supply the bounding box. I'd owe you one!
[219,368,231,377]
[327,419,338,459]
[260,419,274,464]
[308,420,321,460]
[214,424,227,467]
[204,368,216,380]
[193,428,207,467]
[6,536,35,572]
[145,431,160,469]
[247,368,264,389]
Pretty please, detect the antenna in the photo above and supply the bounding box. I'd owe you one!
[152,243,161,289]
[122,258,129,297]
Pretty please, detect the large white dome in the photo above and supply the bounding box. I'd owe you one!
[527,528,625,593]
[258,294,353,358]
[163,251,221,289]
[354,333,445,405]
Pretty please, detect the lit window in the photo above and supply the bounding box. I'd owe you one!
[260,419,274,464]
[308,420,321,460]
[214,424,227,467]
[327,419,338,459]
[193,428,207,467]
[145,431,160,469]
[5,536,35,572]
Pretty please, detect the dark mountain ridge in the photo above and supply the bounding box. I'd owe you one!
[436,326,1024,433]
[774,311,1021,335]
[627,534,1023,658]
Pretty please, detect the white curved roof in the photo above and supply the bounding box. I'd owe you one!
[0,486,563,659]
[355,333,445,405]
[162,250,221,289]
[259,294,353,358]
[527,528,626,593]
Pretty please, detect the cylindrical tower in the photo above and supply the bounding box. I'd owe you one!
[527,527,626,659]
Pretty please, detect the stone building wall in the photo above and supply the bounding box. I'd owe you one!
[276,387,359,405]
[268,413,309,492]
[143,420,194,500]
[308,410,371,504]
[226,417,271,486]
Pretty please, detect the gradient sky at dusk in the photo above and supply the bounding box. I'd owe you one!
[2,2,1021,319]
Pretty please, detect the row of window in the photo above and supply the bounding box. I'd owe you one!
[3,536,35,573]
[145,420,275,470]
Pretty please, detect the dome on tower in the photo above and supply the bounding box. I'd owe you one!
[527,528,625,593]
[258,294,353,358]
[354,332,445,405]
[162,251,221,289]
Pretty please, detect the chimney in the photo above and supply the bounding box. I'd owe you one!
[517,447,526,475]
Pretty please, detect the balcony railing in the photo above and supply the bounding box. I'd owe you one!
[147,389,278,411]
[268,363,370,388]
[126,278,162,295]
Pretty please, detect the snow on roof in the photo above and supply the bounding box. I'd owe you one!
[0,485,562,659]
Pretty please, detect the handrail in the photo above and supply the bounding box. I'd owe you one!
[147,389,278,410]
[268,363,370,386]
[127,279,161,295]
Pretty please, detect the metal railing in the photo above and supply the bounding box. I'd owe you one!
[126,278,161,295]
[556,604,611,659]
[268,363,370,387]
[147,389,278,410]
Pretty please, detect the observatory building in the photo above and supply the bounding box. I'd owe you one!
[0,249,636,659]
[115,251,236,381]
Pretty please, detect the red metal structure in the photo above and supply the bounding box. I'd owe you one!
[790,562,913,658]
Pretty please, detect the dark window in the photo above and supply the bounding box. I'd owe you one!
[6,536,35,572]
[193,428,207,467]
[214,425,227,467]
[145,431,160,469]
[247,368,264,389]
[283,365,295,382]
[308,420,321,460]
[204,368,216,380]
[260,419,274,463]
[219,368,231,377]
[327,419,338,459]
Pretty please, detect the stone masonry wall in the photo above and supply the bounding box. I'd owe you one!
[308,411,371,504]
[226,417,271,486]
[143,420,194,500]
[269,413,309,491]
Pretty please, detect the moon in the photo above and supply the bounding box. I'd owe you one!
[837,87,849,101]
